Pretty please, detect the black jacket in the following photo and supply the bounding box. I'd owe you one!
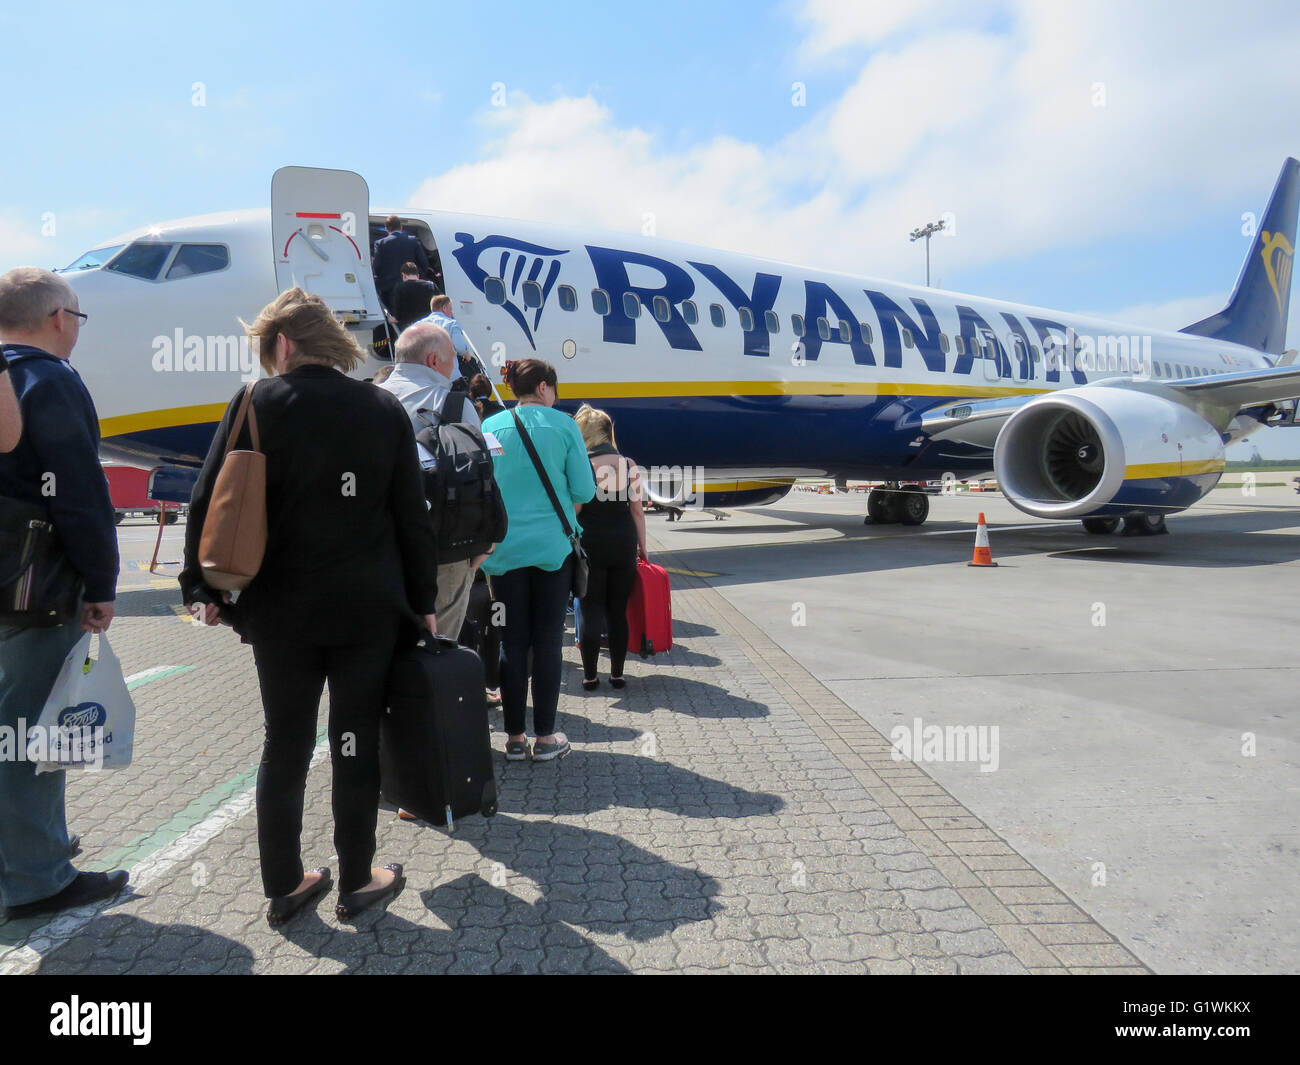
[372,231,430,297]
[389,278,440,331]
[0,345,118,602]
[179,364,438,645]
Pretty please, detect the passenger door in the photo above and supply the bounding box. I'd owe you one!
[270,166,385,332]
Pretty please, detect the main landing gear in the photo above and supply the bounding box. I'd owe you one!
[866,483,930,527]
[1081,513,1168,536]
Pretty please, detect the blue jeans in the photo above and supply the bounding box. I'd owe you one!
[0,620,83,906]
[491,559,572,738]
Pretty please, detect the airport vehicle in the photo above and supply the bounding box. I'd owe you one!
[103,463,180,525]
[62,159,1300,534]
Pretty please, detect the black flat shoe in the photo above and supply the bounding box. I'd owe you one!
[3,870,128,922]
[335,864,405,921]
[582,677,600,691]
[609,676,626,689]
[267,868,332,928]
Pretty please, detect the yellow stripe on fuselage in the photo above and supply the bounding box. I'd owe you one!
[98,381,1051,439]
[1124,459,1226,480]
[100,403,231,438]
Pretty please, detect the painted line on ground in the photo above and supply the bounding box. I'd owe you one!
[0,732,330,975]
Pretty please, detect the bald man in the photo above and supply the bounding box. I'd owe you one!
[381,322,493,642]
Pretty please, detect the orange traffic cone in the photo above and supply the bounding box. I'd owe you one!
[968,512,998,567]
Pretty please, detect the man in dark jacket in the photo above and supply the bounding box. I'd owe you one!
[388,262,440,333]
[0,266,128,920]
[372,216,430,312]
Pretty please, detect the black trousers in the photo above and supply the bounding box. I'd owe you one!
[578,556,638,680]
[251,620,398,897]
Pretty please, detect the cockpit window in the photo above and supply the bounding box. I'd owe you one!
[166,244,229,279]
[62,245,125,272]
[104,242,174,281]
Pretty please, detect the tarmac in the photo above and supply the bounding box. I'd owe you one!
[3,478,1295,974]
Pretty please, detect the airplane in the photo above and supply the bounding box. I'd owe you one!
[58,158,1299,536]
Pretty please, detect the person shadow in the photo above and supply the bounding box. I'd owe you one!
[20,914,255,975]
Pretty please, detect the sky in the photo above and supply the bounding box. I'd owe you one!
[2,0,1299,455]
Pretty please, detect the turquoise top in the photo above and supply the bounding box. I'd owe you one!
[481,404,597,575]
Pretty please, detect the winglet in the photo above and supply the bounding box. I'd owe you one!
[1181,157,1298,354]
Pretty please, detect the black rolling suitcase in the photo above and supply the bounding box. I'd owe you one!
[381,632,498,830]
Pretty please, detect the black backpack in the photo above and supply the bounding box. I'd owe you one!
[415,388,507,563]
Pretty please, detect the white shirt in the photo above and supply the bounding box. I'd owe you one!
[379,362,481,441]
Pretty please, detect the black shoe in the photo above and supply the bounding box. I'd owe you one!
[68,834,81,858]
[582,677,600,691]
[266,868,332,929]
[609,676,626,690]
[335,864,405,921]
[3,870,128,922]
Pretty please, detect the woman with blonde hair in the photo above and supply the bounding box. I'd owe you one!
[180,288,439,926]
[572,404,647,690]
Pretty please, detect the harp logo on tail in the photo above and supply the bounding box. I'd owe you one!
[1260,230,1294,316]
[452,233,568,349]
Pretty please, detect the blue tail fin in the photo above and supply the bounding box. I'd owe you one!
[1181,157,1298,354]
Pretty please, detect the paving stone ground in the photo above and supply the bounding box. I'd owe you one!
[0,536,1149,974]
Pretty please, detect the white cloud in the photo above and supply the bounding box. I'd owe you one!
[408,1,1300,345]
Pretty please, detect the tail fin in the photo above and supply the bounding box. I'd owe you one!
[1181,157,1298,354]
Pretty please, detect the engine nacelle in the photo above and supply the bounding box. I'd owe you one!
[993,386,1225,519]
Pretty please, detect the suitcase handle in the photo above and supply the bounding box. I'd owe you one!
[417,629,460,653]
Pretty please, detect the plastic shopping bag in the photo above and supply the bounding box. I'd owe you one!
[30,633,136,773]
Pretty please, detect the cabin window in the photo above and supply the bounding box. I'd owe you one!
[954,334,965,356]
[165,243,229,279]
[791,313,805,337]
[1031,345,1041,363]
[485,277,507,305]
[1153,362,1163,377]
[653,295,671,323]
[682,300,698,325]
[765,310,780,334]
[739,307,755,332]
[901,327,914,349]
[860,322,874,345]
[839,320,853,343]
[522,280,544,309]
[939,333,950,354]
[816,317,831,341]
[710,303,726,327]
[105,241,174,281]
[592,289,611,316]
[623,292,641,318]
[558,284,578,311]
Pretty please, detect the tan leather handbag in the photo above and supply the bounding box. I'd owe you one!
[199,383,266,591]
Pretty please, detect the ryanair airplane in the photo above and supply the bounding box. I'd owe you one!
[63,160,1299,535]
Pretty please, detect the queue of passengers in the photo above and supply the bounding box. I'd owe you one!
[0,266,650,930]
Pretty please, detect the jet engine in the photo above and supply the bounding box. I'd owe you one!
[993,387,1225,519]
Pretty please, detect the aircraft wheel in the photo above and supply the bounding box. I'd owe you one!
[1081,516,1120,535]
[1123,513,1167,536]
[898,487,929,526]
[164,510,180,526]
[866,489,899,524]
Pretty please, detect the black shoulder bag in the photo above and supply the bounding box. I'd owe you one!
[0,496,82,627]
[509,409,589,598]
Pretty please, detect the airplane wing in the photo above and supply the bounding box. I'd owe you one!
[919,358,1300,448]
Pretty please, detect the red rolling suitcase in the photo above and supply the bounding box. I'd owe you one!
[627,559,672,658]
[381,632,498,831]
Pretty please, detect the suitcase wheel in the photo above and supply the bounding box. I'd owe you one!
[481,779,498,818]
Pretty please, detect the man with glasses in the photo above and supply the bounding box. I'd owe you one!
[0,266,127,920]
